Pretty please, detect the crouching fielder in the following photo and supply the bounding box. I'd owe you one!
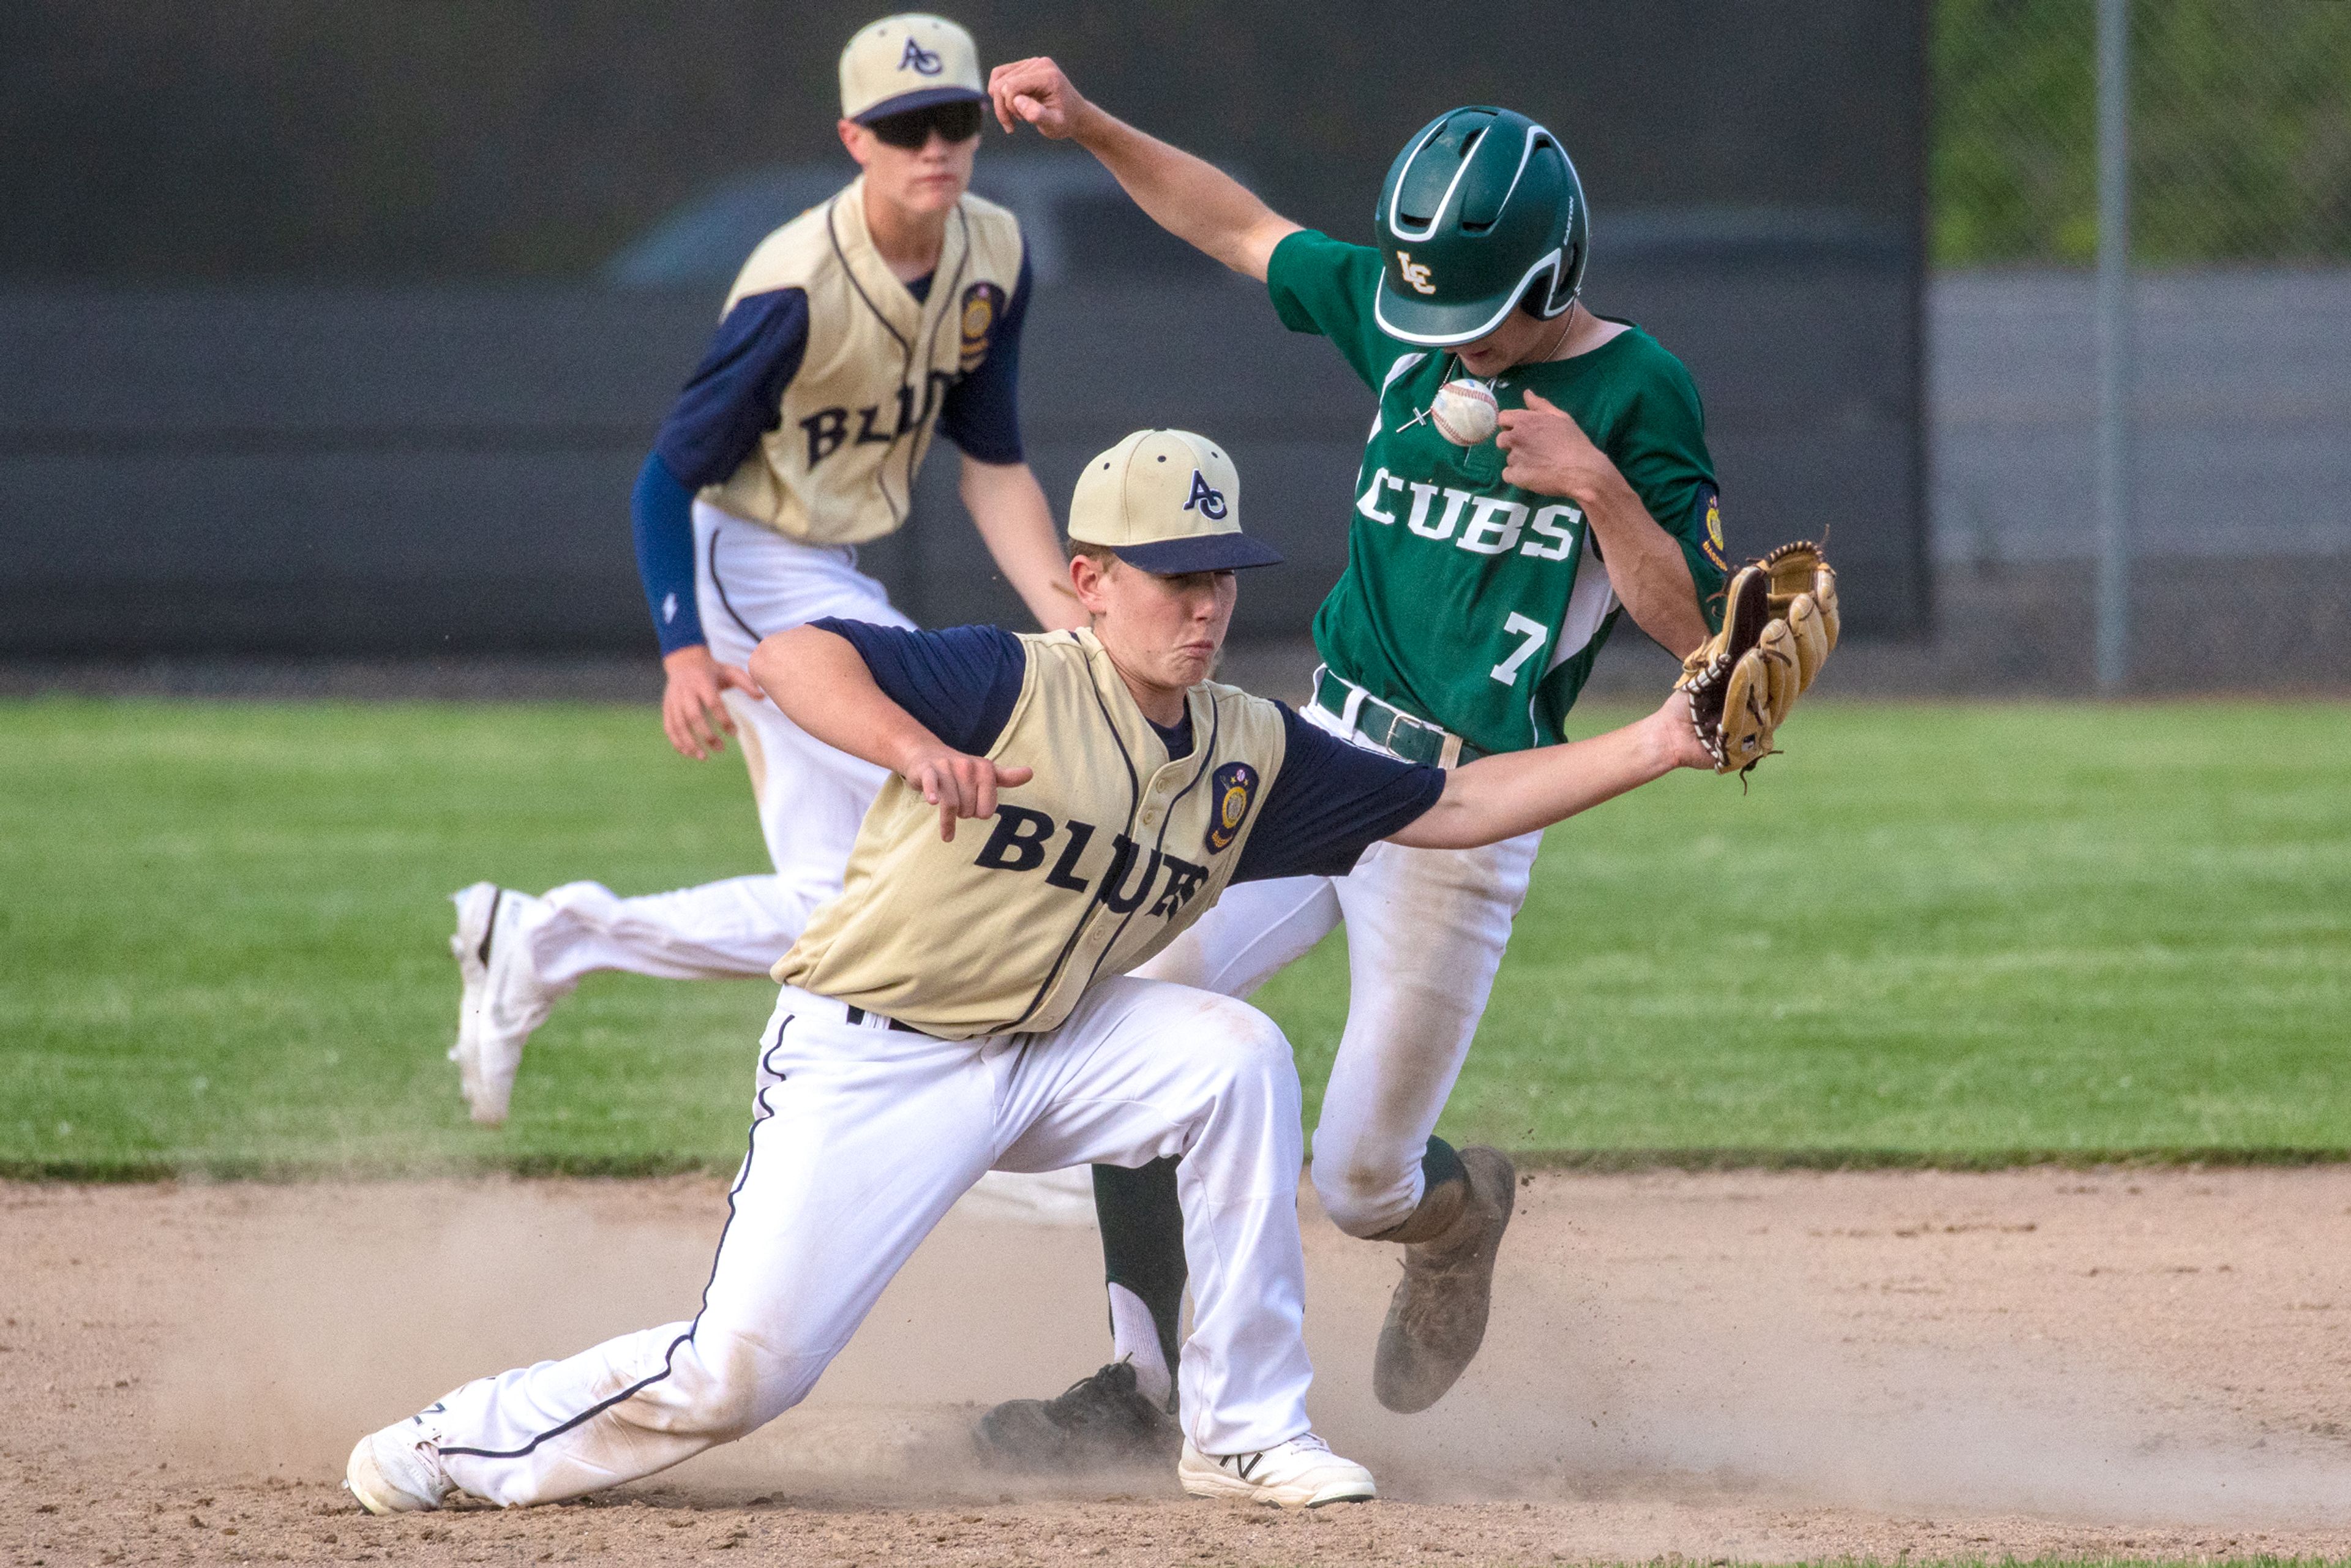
[345,429,1716,1514]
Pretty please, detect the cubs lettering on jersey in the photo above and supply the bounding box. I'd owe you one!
[701,174,1025,547]
[1354,469,1583,560]
[775,628,1289,1040]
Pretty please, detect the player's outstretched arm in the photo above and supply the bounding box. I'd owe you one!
[988,57,1299,281]
[1387,695,1714,850]
[960,456,1087,630]
[750,626,1033,842]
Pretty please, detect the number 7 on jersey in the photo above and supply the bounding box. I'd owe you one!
[1489,611,1550,686]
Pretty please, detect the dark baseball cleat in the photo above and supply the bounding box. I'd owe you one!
[1372,1144,1518,1414]
[973,1360,1181,1472]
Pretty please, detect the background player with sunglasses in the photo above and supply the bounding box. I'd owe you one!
[973,60,1735,1462]
[447,14,1084,1126]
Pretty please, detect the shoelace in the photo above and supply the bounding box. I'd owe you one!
[1044,1363,1153,1429]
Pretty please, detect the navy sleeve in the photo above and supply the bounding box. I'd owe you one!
[631,452,703,654]
[936,250,1032,465]
[812,620,1027,758]
[1233,707,1447,883]
[653,288,811,489]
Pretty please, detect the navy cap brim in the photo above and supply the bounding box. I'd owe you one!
[853,84,989,124]
[1108,534,1284,573]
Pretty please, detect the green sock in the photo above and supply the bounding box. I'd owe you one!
[1092,1158,1186,1391]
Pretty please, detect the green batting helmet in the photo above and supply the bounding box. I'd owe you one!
[1373,107,1588,347]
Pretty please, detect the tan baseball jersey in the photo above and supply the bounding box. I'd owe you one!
[700,175,1026,546]
[775,628,1293,1038]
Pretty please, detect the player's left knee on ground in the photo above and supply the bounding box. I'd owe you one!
[637,1327,826,1446]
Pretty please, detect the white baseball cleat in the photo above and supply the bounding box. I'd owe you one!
[447,884,553,1126]
[1177,1431,1376,1509]
[345,1412,456,1515]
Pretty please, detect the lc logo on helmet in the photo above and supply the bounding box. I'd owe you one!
[1396,250,1436,295]
[899,37,943,75]
[1184,470,1228,520]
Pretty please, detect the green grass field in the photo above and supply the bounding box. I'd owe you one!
[2,696,2346,1177]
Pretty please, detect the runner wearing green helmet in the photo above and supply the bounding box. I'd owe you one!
[1372,105,1589,346]
[971,58,1730,1468]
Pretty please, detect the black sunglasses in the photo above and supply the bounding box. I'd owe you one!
[866,99,984,149]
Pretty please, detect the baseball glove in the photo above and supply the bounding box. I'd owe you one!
[1674,540,1839,775]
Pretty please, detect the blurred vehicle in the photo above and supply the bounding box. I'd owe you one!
[604,152,1228,290]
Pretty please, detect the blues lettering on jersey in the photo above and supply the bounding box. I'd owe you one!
[800,369,962,467]
[972,807,1213,919]
[1204,762,1259,853]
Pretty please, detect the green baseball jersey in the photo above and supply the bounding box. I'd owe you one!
[1267,229,1730,756]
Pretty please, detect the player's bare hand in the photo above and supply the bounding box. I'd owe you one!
[900,745,1036,841]
[1655,692,1717,771]
[661,645,762,762]
[1496,390,1611,499]
[988,57,1093,140]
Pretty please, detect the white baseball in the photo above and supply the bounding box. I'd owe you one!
[1428,379,1499,446]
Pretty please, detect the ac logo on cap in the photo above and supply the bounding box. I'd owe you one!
[1184,470,1228,520]
[841,15,984,124]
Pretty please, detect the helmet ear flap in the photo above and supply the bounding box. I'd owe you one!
[1517,260,1569,321]
[1543,236,1585,316]
[1530,133,1585,318]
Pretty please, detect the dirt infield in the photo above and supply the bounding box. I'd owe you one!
[9,1168,2351,1566]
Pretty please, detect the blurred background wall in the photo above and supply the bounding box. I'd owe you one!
[1923,0,2351,689]
[0,0,1925,655]
[1,1,2344,686]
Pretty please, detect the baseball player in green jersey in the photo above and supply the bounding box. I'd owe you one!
[972,61,1735,1461]
[345,429,1722,1517]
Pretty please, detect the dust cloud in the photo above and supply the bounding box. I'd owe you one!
[143,1168,2351,1531]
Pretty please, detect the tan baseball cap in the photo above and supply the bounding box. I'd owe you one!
[839,13,986,125]
[1068,430,1283,573]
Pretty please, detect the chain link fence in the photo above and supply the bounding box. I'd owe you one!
[1935,0,2351,266]
[1926,0,2351,684]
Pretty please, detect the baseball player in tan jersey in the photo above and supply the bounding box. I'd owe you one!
[347,429,1719,1515]
[446,13,1084,1127]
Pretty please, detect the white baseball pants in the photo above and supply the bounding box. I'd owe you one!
[426,978,1314,1507]
[1133,702,1542,1239]
[522,504,911,989]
